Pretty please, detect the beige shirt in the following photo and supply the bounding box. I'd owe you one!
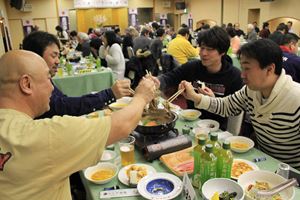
[0,109,111,200]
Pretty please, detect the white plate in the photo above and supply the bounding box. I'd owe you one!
[226,136,255,153]
[137,172,183,200]
[231,159,259,180]
[118,163,156,186]
[197,119,220,132]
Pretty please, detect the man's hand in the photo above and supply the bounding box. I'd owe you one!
[111,79,132,99]
[134,78,156,105]
[178,80,202,104]
[145,74,160,89]
[199,86,215,97]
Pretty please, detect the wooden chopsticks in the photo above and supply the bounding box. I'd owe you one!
[167,88,185,103]
[129,88,135,95]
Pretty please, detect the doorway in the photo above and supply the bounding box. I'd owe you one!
[248,8,260,25]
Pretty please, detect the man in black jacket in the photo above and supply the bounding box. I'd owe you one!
[155,26,243,130]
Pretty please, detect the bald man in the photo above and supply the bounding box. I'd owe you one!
[0,50,156,200]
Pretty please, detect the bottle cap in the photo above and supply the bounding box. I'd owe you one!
[198,137,206,145]
[222,141,231,149]
[205,144,213,153]
[182,127,190,135]
[210,132,218,141]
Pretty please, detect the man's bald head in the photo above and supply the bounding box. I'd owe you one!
[0,50,53,118]
[0,50,48,91]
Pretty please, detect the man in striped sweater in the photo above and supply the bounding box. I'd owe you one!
[179,39,300,170]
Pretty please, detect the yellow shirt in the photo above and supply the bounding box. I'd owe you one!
[167,34,199,65]
[0,109,111,200]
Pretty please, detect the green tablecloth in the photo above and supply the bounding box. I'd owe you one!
[52,69,114,97]
[79,118,300,200]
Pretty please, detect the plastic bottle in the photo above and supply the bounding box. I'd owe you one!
[96,58,101,69]
[207,132,221,155]
[192,137,206,188]
[216,141,233,178]
[199,144,217,190]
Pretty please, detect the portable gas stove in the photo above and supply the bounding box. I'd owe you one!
[131,128,192,161]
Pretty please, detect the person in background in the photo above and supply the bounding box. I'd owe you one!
[90,37,102,58]
[179,39,300,170]
[234,23,245,37]
[133,27,152,54]
[99,31,126,80]
[76,32,91,57]
[69,30,78,49]
[150,28,165,61]
[154,26,243,130]
[245,23,257,42]
[55,25,69,44]
[0,50,156,200]
[114,27,123,44]
[122,26,139,59]
[22,31,131,118]
[259,22,271,39]
[226,27,240,54]
[278,33,300,83]
[287,21,294,33]
[268,23,288,45]
[253,21,260,33]
[167,27,199,65]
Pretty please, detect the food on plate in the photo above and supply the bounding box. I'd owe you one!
[210,191,237,200]
[91,169,115,181]
[140,111,173,126]
[246,181,282,200]
[211,192,219,200]
[126,165,148,185]
[182,111,198,119]
[231,160,254,178]
[231,141,250,150]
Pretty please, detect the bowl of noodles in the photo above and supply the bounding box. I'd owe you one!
[238,170,295,200]
[84,162,118,184]
[180,109,201,121]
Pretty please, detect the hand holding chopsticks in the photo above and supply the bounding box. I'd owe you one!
[167,88,185,103]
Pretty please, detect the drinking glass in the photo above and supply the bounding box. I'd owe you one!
[276,162,290,179]
[118,136,135,166]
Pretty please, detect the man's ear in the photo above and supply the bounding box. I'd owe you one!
[267,63,276,75]
[19,74,33,95]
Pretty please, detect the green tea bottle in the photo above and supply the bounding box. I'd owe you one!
[199,144,217,190]
[192,137,206,188]
[216,141,233,178]
[207,132,221,155]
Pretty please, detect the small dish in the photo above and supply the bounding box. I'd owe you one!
[226,136,254,153]
[180,109,201,121]
[118,163,156,186]
[84,162,118,184]
[100,150,117,163]
[137,172,183,200]
[238,170,295,200]
[197,119,220,132]
[202,178,245,200]
[231,159,259,180]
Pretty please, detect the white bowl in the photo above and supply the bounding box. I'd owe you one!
[180,109,201,121]
[202,178,245,200]
[225,136,254,153]
[197,119,220,132]
[84,162,118,184]
[100,150,117,163]
[238,170,295,200]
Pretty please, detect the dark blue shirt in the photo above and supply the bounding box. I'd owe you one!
[37,81,116,118]
[282,51,300,83]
